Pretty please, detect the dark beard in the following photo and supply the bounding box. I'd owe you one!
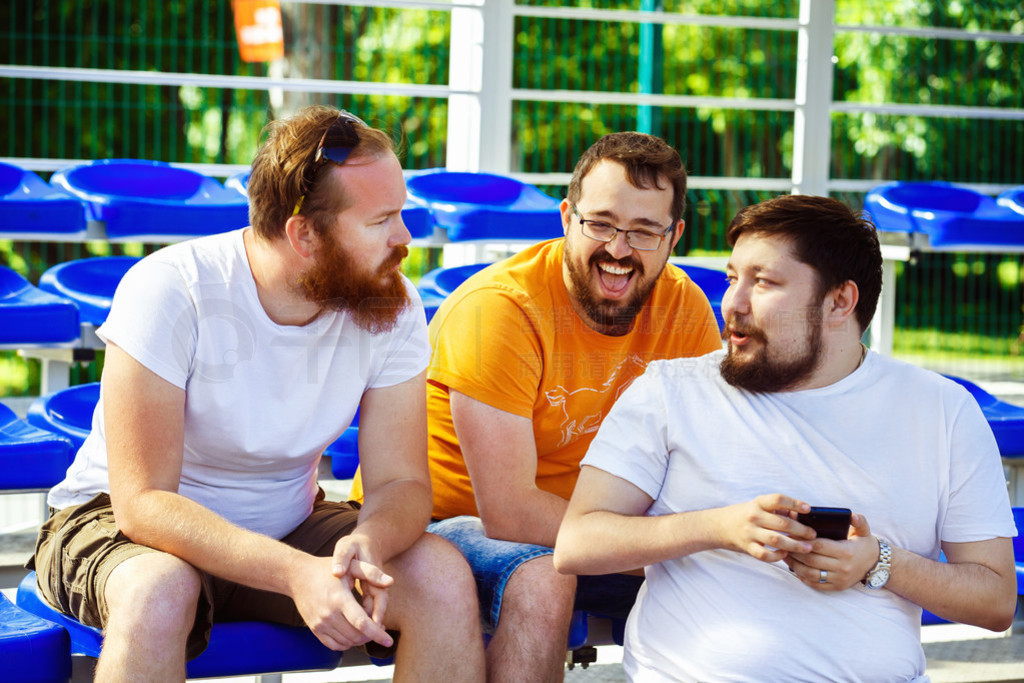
[297,232,411,334]
[719,316,823,393]
[565,248,654,336]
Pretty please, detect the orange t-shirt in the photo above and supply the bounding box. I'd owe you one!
[417,239,722,519]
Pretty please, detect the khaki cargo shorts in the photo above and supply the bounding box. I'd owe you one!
[29,489,363,660]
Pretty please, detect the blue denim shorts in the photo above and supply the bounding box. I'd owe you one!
[428,516,644,632]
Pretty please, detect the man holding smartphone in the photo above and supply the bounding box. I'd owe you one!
[555,194,1017,681]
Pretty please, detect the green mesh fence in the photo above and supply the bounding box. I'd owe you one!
[1,0,1023,395]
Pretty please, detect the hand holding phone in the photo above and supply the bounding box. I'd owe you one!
[796,507,852,541]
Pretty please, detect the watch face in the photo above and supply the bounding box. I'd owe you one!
[868,568,890,588]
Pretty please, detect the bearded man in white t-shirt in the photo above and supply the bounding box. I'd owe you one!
[555,194,1018,682]
[30,106,485,681]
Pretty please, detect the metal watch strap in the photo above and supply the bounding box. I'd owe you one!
[864,537,892,588]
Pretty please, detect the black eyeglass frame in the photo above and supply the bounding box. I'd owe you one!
[292,110,366,216]
[570,202,675,251]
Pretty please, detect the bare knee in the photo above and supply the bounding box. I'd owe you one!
[387,533,479,619]
[105,552,201,627]
[501,555,576,636]
[96,553,200,679]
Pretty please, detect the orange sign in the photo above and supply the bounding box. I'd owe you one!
[232,0,285,63]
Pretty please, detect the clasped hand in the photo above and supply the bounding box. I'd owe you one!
[290,535,395,651]
[784,512,879,592]
[721,493,879,591]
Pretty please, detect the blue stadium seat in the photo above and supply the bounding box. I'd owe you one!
[224,168,251,198]
[997,186,1024,217]
[50,159,249,239]
[416,263,494,324]
[417,262,493,299]
[864,181,1024,249]
[944,375,1024,458]
[399,202,436,240]
[420,291,446,324]
[567,610,588,650]
[675,264,728,331]
[0,161,87,237]
[0,402,74,491]
[0,591,71,683]
[1014,507,1024,597]
[38,257,139,327]
[26,383,99,454]
[17,572,343,678]
[0,266,80,346]
[326,410,359,480]
[405,170,561,242]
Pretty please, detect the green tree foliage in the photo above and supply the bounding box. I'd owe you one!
[833,0,1023,183]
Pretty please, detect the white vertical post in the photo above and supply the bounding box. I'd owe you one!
[477,0,514,174]
[792,0,835,197]
[39,358,71,395]
[446,2,484,172]
[869,255,898,355]
[444,0,515,265]
[445,0,514,174]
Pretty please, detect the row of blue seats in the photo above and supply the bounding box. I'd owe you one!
[0,159,566,242]
[2,255,730,345]
[1,580,611,681]
[5,157,1024,246]
[0,259,133,349]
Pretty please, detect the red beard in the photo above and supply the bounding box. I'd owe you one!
[297,232,411,334]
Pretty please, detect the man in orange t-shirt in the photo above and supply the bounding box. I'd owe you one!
[422,133,722,680]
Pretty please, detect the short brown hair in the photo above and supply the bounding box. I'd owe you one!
[726,194,883,333]
[247,105,396,240]
[566,132,688,222]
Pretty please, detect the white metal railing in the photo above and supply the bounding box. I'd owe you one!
[0,64,455,98]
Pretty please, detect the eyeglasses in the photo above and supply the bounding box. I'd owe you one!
[292,110,367,216]
[570,203,674,251]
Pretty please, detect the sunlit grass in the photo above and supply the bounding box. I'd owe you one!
[894,328,1023,360]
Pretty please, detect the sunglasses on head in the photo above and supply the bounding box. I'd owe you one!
[293,110,367,216]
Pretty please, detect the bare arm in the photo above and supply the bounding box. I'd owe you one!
[329,370,431,629]
[104,343,392,650]
[450,389,568,546]
[554,465,814,575]
[893,538,1016,631]
[348,369,432,561]
[786,514,1017,632]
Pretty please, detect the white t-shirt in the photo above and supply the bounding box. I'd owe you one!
[582,349,1016,683]
[48,229,431,539]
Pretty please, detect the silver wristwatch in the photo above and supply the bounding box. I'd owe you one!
[863,537,892,589]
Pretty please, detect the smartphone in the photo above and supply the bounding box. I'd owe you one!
[796,507,851,541]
